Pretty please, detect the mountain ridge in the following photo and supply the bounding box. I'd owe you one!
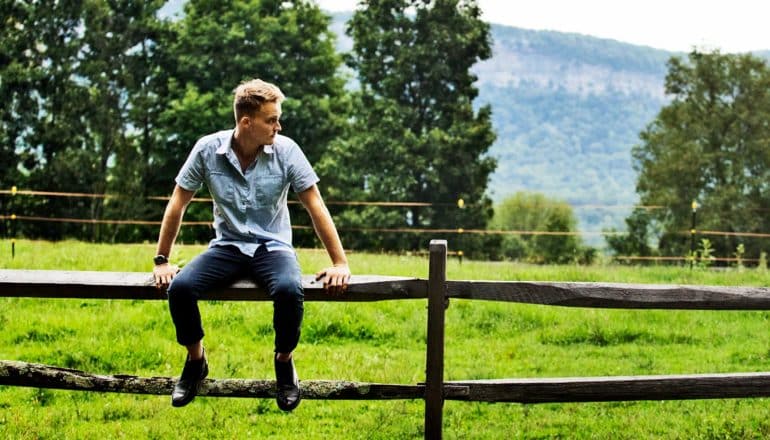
[159,3,769,239]
[329,12,673,237]
[328,12,769,240]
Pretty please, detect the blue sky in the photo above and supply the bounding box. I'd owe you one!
[316,0,769,53]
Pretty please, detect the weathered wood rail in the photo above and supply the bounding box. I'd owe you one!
[4,269,769,309]
[0,270,426,301]
[3,240,770,439]
[6,360,770,403]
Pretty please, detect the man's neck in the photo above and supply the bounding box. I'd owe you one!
[232,133,261,158]
[232,134,262,171]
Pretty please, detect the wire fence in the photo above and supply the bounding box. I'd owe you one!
[4,214,770,240]
[0,189,670,210]
[3,188,770,263]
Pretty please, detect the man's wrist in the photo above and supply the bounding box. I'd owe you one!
[153,254,169,266]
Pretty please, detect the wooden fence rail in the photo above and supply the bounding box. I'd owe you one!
[0,270,426,301]
[7,360,770,403]
[3,239,770,439]
[3,269,770,310]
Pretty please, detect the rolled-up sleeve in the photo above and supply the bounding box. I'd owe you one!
[287,144,319,193]
[175,144,206,192]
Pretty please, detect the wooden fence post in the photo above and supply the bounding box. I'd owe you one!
[425,239,448,439]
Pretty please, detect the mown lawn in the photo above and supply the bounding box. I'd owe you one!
[2,239,770,439]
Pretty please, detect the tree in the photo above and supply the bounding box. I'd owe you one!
[2,1,346,244]
[77,0,172,241]
[1,0,97,239]
[0,0,39,189]
[632,51,770,260]
[320,0,497,255]
[162,0,347,168]
[161,0,349,245]
[605,208,655,259]
[12,0,171,241]
[490,192,591,264]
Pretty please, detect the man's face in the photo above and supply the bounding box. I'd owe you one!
[247,101,282,146]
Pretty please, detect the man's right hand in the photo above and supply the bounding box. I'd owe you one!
[153,263,180,290]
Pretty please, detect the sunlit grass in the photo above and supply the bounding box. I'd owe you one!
[2,239,770,438]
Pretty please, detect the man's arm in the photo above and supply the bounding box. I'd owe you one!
[297,184,350,294]
[153,185,196,289]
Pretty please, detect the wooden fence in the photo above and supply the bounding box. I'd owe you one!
[3,239,770,439]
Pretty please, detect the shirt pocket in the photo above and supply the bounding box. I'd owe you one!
[207,171,235,203]
[254,174,285,208]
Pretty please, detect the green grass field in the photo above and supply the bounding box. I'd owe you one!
[2,239,770,439]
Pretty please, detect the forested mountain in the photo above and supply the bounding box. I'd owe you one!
[160,4,767,239]
[332,13,766,242]
[474,25,675,236]
[329,12,673,237]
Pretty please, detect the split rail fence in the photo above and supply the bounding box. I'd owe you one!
[3,240,770,439]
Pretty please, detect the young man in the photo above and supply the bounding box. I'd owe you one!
[152,79,351,412]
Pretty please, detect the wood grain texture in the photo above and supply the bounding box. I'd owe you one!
[447,372,770,403]
[425,240,448,439]
[0,360,423,400]
[0,269,426,301]
[4,270,769,309]
[446,280,770,310]
[5,361,769,404]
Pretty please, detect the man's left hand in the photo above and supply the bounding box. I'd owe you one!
[315,264,351,296]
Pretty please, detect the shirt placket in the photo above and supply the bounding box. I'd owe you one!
[244,159,259,237]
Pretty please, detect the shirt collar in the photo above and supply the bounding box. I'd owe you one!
[215,131,274,155]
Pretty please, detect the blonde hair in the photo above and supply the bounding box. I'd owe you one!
[233,79,285,122]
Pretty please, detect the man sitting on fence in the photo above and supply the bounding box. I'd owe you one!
[152,78,351,411]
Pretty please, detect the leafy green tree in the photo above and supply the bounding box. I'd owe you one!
[72,0,172,241]
[2,1,346,244]
[161,0,349,245]
[0,0,36,238]
[490,192,590,264]
[321,0,496,255]
[0,0,38,189]
[21,0,170,240]
[1,1,173,240]
[632,51,770,260]
[2,0,94,239]
[605,208,655,259]
[161,0,347,167]
[3,0,89,176]
[82,0,173,241]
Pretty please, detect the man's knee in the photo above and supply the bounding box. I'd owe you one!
[271,277,303,303]
[167,275,197,302]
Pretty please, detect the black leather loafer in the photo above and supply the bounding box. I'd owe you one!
[171,352,209,407]
[274,356,301,411]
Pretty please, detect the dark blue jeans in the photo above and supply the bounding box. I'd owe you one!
[167,245,304,353]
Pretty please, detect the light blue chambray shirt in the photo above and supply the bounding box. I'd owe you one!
[175,129,319,256]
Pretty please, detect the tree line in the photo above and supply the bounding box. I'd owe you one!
[609,51,770,263]
[2,0,517,258]
[3,1,768,264]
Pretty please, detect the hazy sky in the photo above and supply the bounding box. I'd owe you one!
[315,0,769,53]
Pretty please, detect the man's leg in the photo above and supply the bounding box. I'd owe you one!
[248,247,304,411]
[167,245,246,407]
